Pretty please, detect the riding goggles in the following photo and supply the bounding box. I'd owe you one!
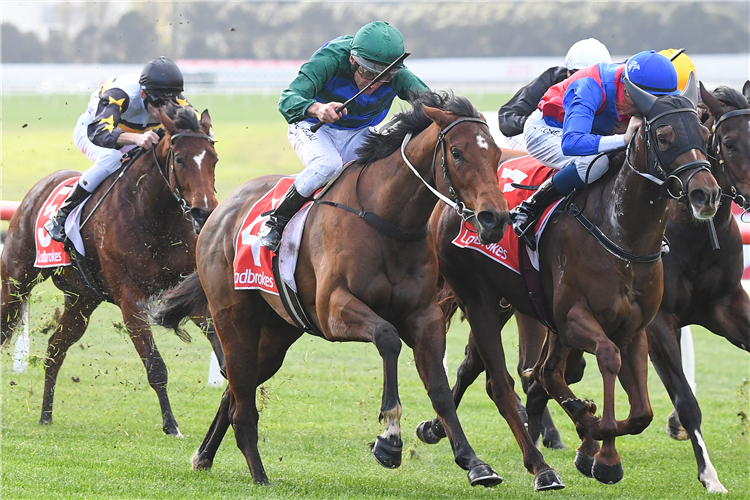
[352,55,401,82]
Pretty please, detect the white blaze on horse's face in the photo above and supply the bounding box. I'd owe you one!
[193,150,207,171]
[476,134,489,150]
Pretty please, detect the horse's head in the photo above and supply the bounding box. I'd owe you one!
[700,81,750,211]
[158,107,219,234]
[624,73,719,220]
[421,101,510,244]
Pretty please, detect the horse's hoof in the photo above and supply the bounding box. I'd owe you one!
[164,426,183,438]
[416,419,445,444]
[534,469,565,491]
[592,459,624,485]
[574,450,595,478]
[191,451,213,471]
[468,463,503,487]
[371,435,402,469]
[666,416,689,441]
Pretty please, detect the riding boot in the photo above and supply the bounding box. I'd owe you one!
[258,184,311,253]
[43,182,90,243]
[509,177,561,251]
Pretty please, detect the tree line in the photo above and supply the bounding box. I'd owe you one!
[2,2,747,64]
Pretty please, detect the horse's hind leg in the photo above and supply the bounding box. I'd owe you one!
[40,291,100,425]
[417,328,486,445]
[647,312,729,493]
[119,295,180,436]
[1,252,48,346]
[192,317,302,472]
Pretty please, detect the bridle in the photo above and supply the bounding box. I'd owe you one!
[152,131,215,220]
[625,107,711,202]
[401,116,489,223]
[708,108,750,211]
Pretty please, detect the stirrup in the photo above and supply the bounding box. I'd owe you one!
[43,217,66,243]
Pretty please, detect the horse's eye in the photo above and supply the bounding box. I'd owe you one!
[175,157,185,167]
[451,147,463,161]
[723,138,735,153]
[658,135,669,145]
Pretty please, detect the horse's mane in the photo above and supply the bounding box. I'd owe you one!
[356,90,481,165]
[170,106,201,131]
[711,86,749,110]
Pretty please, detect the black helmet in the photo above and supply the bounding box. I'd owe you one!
[139,56,183,98]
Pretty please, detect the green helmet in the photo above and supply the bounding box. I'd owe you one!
[350,21,405,74]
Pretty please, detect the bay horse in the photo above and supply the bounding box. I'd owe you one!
[416,75,721,485]
[149,91,542,488]
[0,107,219,437]
[434,82,750,493]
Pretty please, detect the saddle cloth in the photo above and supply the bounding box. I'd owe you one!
[34,177,89,268]
[234,176,312,294]
[452,156,563,272]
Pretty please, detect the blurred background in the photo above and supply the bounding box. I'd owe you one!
[2,0,749,93]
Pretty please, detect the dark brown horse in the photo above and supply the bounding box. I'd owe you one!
[1,107,218,437]
[416,76,721,485]
[150,91,531,487]
[435,82,750,493]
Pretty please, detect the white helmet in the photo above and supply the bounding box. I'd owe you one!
[565,38,612,71]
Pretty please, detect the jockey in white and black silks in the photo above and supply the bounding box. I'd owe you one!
[511,50,683,249]
[44,56,191,242]
[259,21,430,253]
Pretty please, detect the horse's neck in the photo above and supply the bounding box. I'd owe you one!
[122,150,182,218]
[362,127,441,232]
[596,159,670,253]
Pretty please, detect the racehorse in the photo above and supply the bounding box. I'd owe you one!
[416,75,721,485]
[430,82,750,493]
[1,107,218,437]
[149,91,538,488]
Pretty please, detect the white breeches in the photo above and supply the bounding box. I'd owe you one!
[523,109,610,182]
[288,121,374,197]
[73,111,133,192]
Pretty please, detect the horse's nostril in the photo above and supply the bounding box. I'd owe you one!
[476,210,500,229]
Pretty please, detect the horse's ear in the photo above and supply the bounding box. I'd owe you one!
[623,76,657,117]
[160,108,177,135]
[699,81,724,119]
[743,80,750,102]
[423,105,450,128]
[680,72,699,110]
[200,109,212,135]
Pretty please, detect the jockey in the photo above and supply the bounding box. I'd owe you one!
[497,38,612,150]
[44,56,189,242]
[510,50,681,250]
[259,21,430,253]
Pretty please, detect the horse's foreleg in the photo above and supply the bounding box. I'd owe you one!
[562,305,623,484]
[614,330,653,436]
[516,312,568,450]
[327,290,404,469]
[647,314,728,493]
[463,304,562,490]
[40,291,99,425]
[119,296,180,437]
[192,387,232,471]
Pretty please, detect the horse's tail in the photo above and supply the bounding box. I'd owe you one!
[437,275,461,331]
[147,271,208,343]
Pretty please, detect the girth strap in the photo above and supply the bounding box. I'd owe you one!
[314,199,430,242]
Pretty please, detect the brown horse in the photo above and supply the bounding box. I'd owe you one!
[416,76,721,485]
[1,107,218,437]
[439,82,750,493]
[150,91,528,487]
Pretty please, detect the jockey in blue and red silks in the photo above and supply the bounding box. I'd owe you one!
[511,50,681,249]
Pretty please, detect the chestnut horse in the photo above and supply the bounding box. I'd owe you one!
[416,76,721,485]
[434,82,750,493]
[150,91,529,487]
[1,107,218,437]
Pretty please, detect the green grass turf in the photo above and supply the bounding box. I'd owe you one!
[2,93,749,498]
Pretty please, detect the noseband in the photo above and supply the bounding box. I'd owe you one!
[709,108,750,211]
[152,131,215,219]
[401,116,489,222]
[626,107,711,202]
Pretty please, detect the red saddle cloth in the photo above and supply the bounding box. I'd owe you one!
[452,156,560,273]
[34,177,79,268]
[233,177,298,294]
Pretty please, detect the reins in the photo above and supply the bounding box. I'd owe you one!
[709,108,750,212]
[153,131,215,220]
[316,116,488,243]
